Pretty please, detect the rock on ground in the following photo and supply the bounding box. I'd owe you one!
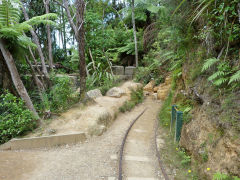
[86,89,102,100]
[106,87,126,98]
[143,80,155,92]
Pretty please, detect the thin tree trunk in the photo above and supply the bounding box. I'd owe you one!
[62,6,67,53]
[238,3,240,24]
[0,55,3,90]
[21,4,51,86]
[28,47,45,87]
[44,0,54,70]
[89,48,96,70]
[25,55,45,102]
[131,0,138,67]
[0,39,39,118]
[57,0,87,97]
[76,0,87,98]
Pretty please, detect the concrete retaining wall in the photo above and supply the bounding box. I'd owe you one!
[112,66,136,79]
[0,132,86,150]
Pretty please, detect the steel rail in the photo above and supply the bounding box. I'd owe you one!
[154,116,170,180]
[118,108,147,180]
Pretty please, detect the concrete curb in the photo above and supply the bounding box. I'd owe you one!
[0,132,86,150]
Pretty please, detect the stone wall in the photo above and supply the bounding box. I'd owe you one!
[112,66,136,79]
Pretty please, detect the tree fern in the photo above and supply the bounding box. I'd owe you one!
[0,0,21,27]
[17,35,37,49]
[0,0,57,49]
[202,58,219,72]
[229,70,240,84]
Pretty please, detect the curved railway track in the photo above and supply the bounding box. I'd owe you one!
[118,107,170,180]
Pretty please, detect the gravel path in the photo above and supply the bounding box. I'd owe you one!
[0,97,163,180]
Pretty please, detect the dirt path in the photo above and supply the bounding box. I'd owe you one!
[120,98,164,180]
[0,97,163,180]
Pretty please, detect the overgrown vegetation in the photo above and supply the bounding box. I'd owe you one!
[157,126,199,180]
[119,88,144,112]
[213,172,240,180]
[0,92,37,144]
[40,74,78,113]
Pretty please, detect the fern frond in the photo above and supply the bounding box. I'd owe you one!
[25,13,58,27]
[229,70,240,84]
[17,35,37,49]
[14,23,32,32]
[213,78,228,86]
[208,71,225,81]
[202,58,219,72]
[0,0,21,27]
[0,27,20,38]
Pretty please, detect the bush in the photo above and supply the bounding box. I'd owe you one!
[119,88,144,112]
[159,90,173,127]
[0,92,37,144]
[41,74,78,113]
[86,73,120,95]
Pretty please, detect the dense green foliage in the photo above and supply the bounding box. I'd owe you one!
[41,74,77,113]
[119,87,144,112]
[0,92,37,144]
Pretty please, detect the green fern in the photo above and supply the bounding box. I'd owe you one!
[17,35,37,49]
[229,70,240,84]
[208,71,225,81]
[0,0,21,27]
[0,0,57,49]
[202,58,219,72]
[213,77,228,86]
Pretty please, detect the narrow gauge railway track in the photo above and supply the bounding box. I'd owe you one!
[118,107,170,180]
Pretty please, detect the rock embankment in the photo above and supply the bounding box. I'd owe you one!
[143,75,172,100]
[28,81,142,138]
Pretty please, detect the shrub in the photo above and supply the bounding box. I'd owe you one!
[159,90,173,127]
[41,74,78,113]
[119,88,143,112]
[177,148,191,167]
[0,92,37,144]
[86,73,120,95]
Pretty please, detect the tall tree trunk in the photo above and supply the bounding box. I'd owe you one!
[60,0,87,98]
[44,0,54,70]
[131,0,138,67]
[62,6,67,53]
[0,39,39,118]
[21,4,51,86]
[76,0,87,98]
[0,54,18,96]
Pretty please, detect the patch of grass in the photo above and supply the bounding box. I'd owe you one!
[213,172,240,180]
[119,88,144,113]
[201,151,208,163]
[158,90,199,179]
[159,90,174,127]
[158,127,199,180]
